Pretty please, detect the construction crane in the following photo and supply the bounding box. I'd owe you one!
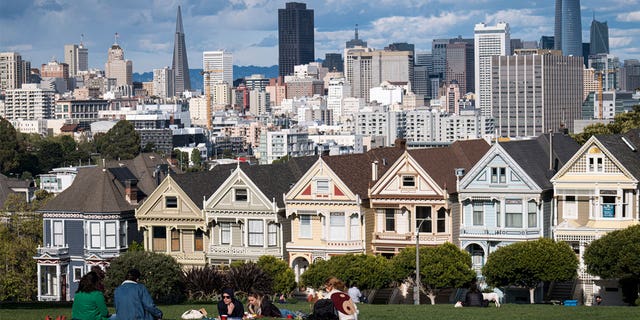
[595,69,617,120]
[200,69,223,130]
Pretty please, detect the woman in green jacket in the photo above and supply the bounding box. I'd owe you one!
[71,271,110,320]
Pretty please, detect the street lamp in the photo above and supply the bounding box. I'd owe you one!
[415,218,426,305]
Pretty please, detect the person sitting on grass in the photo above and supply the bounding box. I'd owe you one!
[71,271,110,320]
[464,284,485,307]
[217,288,245,319]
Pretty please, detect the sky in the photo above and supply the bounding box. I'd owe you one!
[1,0,639,72]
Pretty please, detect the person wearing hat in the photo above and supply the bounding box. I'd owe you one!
[114,269,163,320]
[217,288,244,319]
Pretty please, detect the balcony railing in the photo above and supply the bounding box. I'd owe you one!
[460,227,542,236]
[208,245,281,257]
[325,240,363,248]
[37,246,69,256]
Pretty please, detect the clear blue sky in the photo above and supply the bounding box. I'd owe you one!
[1,0,638,72]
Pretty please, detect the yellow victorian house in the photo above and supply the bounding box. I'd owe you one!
[551,130,640,305]
[285,146,403,281]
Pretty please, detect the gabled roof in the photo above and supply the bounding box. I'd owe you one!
[171,164,239,209]
[104,153,176,197]
[409,139,490,191]
[595,129,640,180]
[242,156,317,207]
[500,134,579,189]
[40,167,135,214]
[322,146,405,197]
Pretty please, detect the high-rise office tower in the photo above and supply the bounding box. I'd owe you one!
[555,0,583,57]
[446,41,474,95]
[620,59,640,91]
[474,22,510,117]
[431,39,450,79]
[153,67,174,98]
[0,52,25,91]
[346,24,367,49]
[589,54,620,91]
[491,50,583,137]
[539,36,555,50]
[64,43,88,76]
[590,18,609,55]
[105,35,133,87]
[172,6,191,95]
[202,51,233,85]
[345,49,413,102]
[278,2,314,77]
[323,53,343,72]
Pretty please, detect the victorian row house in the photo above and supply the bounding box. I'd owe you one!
[34,154,172,301]
[551,129,640,305]
[457,134,579,274]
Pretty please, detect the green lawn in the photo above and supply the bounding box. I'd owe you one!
[1,302,639,320]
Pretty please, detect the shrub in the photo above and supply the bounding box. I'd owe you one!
[257,255,296,295]
[223,262,272,295]
[104,251,185,304]
[182,266,225,301]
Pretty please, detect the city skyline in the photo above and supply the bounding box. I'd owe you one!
[1,0,639,72]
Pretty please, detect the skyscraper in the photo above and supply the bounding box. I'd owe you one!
[64,43,88,76]
[491,50,583,137]
[446,39,474,95]
[474,22,510,117]
[278,2,314,77]
[555,0,583,57]
[172,6,191,95]
[203,51,233,104]
[0,52,26,91]
[105,34,132,87]
[590,18,609,55]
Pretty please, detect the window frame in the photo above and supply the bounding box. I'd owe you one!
[220,222,231,245]
[52,220,64,246]
[329,212,346,241]
[268,223,277,246]
[165,196,178,208]
[235,188,248,202]
[90,222,101,249]
[194,229,204,251]
[105,222,117,249]
[171,229,180,251]
[416,206,432,233]
[248,219,264,246]
[402,175,416,188]
[384,209,395,232]
[316,179,329,194]
[299,215,312,238]
[472,202,484,226]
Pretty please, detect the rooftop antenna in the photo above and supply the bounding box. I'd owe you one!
[114,32,119,45]
[354,24,359,40]
[80,33,85,46]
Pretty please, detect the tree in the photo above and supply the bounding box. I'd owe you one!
[483,238,578,304]
[190,148,202,170]
[302,254,398,292]
[257,255,296,295]
[572,105,640,144]
[0,211,42,301]
[97,120,141,160]
[0,117,19,174]
[584,225,640,305]
[393,243,476,304]
[36,139,65,173]
[103,251,185,304]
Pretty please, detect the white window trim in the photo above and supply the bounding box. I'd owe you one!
[220,222,231,245]
[105,222,117,249]
[73,266,83,282]
[315,179,330,194]
[563,196,578,219]
[299,215,312,239]
[234,188,249,202]
[52,220,64,247]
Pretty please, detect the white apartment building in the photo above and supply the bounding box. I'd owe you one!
[405,108,494,143]
[203,50,233,85]
[474,22,510,117]
[257,130,314,164]
[354,106,405,147]
[2,84,55,120]
[369,82,404,106]
[327,78,351,123]
[8,119,48,135]
[153,67,174,98]
[345,49,413,102]
[249,90,270,116]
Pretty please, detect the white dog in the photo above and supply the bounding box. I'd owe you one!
[482,292,501,307]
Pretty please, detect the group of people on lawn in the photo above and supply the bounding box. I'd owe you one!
[71,270,361,320]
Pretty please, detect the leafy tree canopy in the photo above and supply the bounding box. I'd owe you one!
[302,254,398,291]
[0,212,42,301]
[257,255,296,295]
[482,238,578,303]
[585,225,640,280]
[393,242,476,304]
[104,251,184,304]
[97,120,141,160]
[0,117,19,174]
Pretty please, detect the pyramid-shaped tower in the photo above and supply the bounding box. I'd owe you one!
[172,6,191,95]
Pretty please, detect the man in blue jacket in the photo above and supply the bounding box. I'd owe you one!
[114,269,163,320]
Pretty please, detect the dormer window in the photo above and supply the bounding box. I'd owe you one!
[588,156,604,172]
[235,189,248,202]
[165,196,178,208]
[402,175,416,187]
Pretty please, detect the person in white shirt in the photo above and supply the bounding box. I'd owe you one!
[348,285,362,303]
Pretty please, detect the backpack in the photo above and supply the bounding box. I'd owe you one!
[309,298,339,320]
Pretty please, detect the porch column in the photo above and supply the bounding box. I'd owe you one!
[165,227,170,254]
[37,263,41,301]
[56,264,61,301]
[263,219,267,248]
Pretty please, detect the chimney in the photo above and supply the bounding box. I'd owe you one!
[372,161,379,181]
[125,179,139,205]
[395,138,407,150]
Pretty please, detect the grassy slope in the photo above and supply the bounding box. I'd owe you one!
[1,302,639,320]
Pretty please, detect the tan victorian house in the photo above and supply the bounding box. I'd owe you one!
[551,130,640,305]
[135,164,234,268]
[285,147,403,281]
[204,158,315,265]
[369,140,490,257]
